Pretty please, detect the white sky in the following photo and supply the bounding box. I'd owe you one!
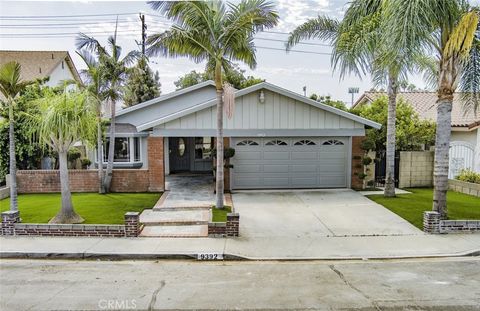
[1,0,478,106]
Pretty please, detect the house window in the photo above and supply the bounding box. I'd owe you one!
[102,137,142,163]
[236,140,259,146]
[265,139,288,146]
[294,139,316,146]
[195,137,213,159]
[322,139,344,146]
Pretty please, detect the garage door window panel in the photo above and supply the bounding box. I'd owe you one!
[265,139,288,146]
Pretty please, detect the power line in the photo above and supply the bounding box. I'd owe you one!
[256,46,331,55]
[255,37,331,47]
[0,12,140,19]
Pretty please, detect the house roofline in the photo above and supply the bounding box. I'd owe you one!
[117,80,216,117]
[136,81,381,131]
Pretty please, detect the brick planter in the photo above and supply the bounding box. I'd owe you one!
[208,213,240,237]
[1,211,141,237]
[448,179,480,197]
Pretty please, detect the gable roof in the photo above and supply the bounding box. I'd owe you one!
[0,50,82,84]
[134,81,381,131]
[354,91,480,127]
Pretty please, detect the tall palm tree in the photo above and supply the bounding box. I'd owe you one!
[76,27,140,192]
[384,0,479,218]
[147,0,279,208]
[0,62,35,211]
[76,50,106,194]
[31,90,97,223]
[286,0,411,197]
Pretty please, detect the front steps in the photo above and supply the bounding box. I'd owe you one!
[139,208,210,237]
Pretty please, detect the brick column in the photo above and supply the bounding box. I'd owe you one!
[226,213,239,237]
[124,212,140,237]
[423,211,440,234]
[351,136,365,190]
[147,136,165,192]
[1,210,20,236]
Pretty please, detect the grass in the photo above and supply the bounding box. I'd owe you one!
[211,205,232,222]
[367,188,480,229]
[0,193,161,224]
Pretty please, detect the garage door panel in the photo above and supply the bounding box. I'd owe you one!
[232,137,348,189]
[264,151,290,160]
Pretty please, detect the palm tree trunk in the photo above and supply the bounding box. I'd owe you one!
[8,102,18,212]
[97,119,105,194]
[433,97,452,219]
[49,150,84,224]
[384,73,398,197]
[215,62,224,209]
[104,99,115,192]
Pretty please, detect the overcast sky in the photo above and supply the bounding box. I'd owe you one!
[1,0,477,106]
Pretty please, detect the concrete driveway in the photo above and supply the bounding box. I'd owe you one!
[232,189,421,238]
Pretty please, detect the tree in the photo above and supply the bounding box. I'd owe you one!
[287,0,415,197]
[385,0,479,218]
[352,96,436,151]
[123,57,161,107]
[309,94,348,111]
[174,64,264,90]
[0,62,35,211]
[147,0,279,209]
[30,90,97,223]
[76,27,140,192]
[76,49,107,194]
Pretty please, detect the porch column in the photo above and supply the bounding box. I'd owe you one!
[147,136,165,192]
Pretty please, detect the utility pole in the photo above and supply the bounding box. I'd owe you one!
[348,87,359,108]
[137,13,147,55]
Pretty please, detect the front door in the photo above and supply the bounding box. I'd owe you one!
[169,137,191,172]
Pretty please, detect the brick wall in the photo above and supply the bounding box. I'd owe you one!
[351,136,365,190]
[208,212,239,237]
[1,211,141,237]
[399,151,434,188]
[147,136,165,192]
[16,169,151,193]
[208,222,226,237]
[423,211,480,234]
[448,179,480,197]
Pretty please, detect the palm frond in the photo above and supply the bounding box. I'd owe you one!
[286,15,339,50]
[459,37,480,113]
[444,10,479,59]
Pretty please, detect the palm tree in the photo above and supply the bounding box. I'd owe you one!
[76,50,106,194]
[31,90,97,223]
[384,0,479,218]
[147,0,279,208]
[286,0,412,197]
[76,27,140,192]
[0,62,35,211]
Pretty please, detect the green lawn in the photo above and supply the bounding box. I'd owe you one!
[367,188,480,229]
[211,205,232,222]
[0,193,161,224]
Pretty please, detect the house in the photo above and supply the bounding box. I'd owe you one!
[0,50,82,88]
[353,92,480,178]
[85,81,381,192]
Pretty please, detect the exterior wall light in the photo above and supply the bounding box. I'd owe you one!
[259,90,265,104]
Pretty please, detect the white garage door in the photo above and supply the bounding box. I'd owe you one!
[232,137,349,189]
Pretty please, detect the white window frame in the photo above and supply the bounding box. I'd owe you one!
[96,136,143,164]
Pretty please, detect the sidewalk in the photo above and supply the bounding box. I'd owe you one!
[1,234,479,260]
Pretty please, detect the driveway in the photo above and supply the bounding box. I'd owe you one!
[232,189,421,238]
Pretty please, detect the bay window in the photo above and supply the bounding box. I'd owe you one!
[100,136,142,165]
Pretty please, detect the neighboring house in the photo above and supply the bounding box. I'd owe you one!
[88,81,381,191]
[353,92,480,178]
[0,50,82,89]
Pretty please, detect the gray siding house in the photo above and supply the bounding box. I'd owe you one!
[95,81,381,191]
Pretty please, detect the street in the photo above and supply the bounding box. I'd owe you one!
[1,257,480,310]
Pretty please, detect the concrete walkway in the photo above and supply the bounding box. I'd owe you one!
[1,234,479,260]
[160,174,215,208]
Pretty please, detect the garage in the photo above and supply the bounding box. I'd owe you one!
[232,137,349,189]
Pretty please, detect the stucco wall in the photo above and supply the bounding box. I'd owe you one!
[399,151,434,188]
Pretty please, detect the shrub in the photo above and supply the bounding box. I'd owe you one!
[456,169,480,184]
[362,156,373,166]
[80,158,92,169]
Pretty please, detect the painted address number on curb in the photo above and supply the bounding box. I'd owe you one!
[197,253,223,260]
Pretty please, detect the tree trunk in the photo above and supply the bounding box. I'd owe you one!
[97,119,105,194]
[433,98,452,219]
[104,99,115,192]
[49,150,84,224]
[8,102,18,211]
[215,61,224,209]
[384,73,398,197]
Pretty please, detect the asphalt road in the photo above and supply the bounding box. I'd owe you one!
[1,257,479,310]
